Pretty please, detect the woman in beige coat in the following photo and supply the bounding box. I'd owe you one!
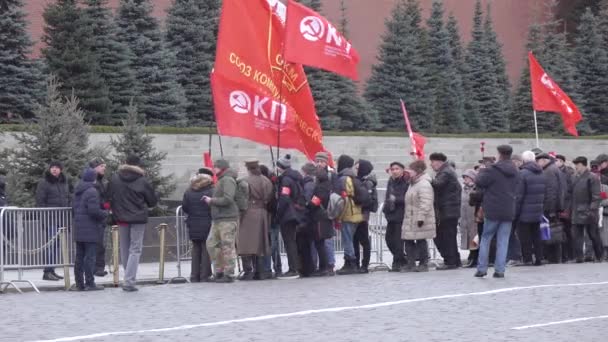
[402,160,436,272]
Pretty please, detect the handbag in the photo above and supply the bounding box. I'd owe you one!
[540,216,551,241]
[544,217,565,245]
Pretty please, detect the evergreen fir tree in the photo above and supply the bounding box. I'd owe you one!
[110,102,176,213]
[6,77,92,206]
[42,0,112,123]
[165,0,220,125]
[537,0,588,134]
[574,8,608,133]
[425,0,465,133]
[463,0,502,132]
[510,23,542,133]
[0,0,44,120]
[446,13,465,76]
[116,0,188,126]
[82,0,138,125]
[482,3,510,132]
[364,0,431,131]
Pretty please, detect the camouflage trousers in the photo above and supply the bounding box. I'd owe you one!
[206,220,238,276]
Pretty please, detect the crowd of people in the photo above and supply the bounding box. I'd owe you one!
[8,144,608,290]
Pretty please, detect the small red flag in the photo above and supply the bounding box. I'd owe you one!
[202,152,217,183]
[284,0,360,80]
[529,52,582,136]
[400,99,426,160]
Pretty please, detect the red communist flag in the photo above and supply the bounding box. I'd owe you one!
[284,0,360,80]
[400,99,426,160]
[212,0,325,160]
[529,52,582,136]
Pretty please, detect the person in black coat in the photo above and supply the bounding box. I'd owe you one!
[353,159,377,273]
[383,162,409,271]
[88,159,110,277]
[36,160,71,281]
[182,171,214,282]
[515,151,546,266]
[307,167,334,276]
[73,168,108,291]
[276,154,303,277]
[430,153,462,270]
[297,163,318,277]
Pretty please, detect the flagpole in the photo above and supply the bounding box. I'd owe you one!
[533,110,540,148]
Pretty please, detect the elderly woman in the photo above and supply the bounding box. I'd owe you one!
[460,169,478,267]
[401,160,436,272]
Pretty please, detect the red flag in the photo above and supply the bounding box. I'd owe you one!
[529,52,582,136]
[202,152,218,183]
[284,0,360,80]
[400,99,426,160]
[212,0,326,160]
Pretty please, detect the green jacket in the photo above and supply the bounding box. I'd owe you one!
[209,169,239,222]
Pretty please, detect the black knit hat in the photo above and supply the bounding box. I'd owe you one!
[49,160,63,170]
[198,167,214,177]
[337,155,354,173]
[126,154,141,166]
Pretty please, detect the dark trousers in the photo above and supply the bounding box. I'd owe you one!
[507,225,522,261]
[353,221,371,269]
[386,221,406,266]
[281,222,298,272]
[74,242,97,288]
[434,218,461,266]
[296,230,314,276]
[574,224,604,261]
[518,222,543,264]
[561,219,575,262]
[95,228,106,272]
[191,239,212,281]
[404,240,428,266]
[313,239,328,271]
[269,224,282,273]
[44,225,59,273]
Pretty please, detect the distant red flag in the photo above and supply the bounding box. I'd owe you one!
[284,0,360,80]
[529,52,582,137]
[203,152,217,183]
[400,99,426,160]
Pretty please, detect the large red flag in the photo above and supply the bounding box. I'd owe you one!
[400,99,426,160]
[529,52,582,136]
[212,0,325,160]
[284,0,360,80]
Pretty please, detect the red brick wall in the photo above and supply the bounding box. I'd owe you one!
[24,0,545,86]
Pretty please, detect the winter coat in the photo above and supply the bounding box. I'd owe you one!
[515,162,546,223]
[209,169,239,222]
[108,165,157,224]
[305,172,334,240]
[338,168,364,224]
[276,168,304,225]
[181,178,214,241]
[238,174,274,256]
[541,160,566,216]
[600,183,608,247]
[360,172,378,220]
[35,171,71,208]
[432,163,462,220]
[460,183,477,250]
[94,174,108,202]
[383,176,409,224]
[571,170,601,225]
[560,165,575,213]
[475,160,520,222]
[73,181,108,243]
[600,168,608,186]
[402,173,436,240]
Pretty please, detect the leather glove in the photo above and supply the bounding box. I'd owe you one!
[417,221,424,228]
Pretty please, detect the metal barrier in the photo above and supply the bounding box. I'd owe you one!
[1,207,74,293]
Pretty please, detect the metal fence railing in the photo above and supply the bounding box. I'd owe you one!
[1,207,75,293]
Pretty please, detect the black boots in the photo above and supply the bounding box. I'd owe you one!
[337,259,357,275]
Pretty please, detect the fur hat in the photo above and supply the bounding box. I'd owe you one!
[214,159,230,170]
[126,154,141,166]
[49,160,63,170]
[409,160,427,174]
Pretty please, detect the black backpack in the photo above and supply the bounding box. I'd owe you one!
[361,178,378,213]
[351,177,371,207]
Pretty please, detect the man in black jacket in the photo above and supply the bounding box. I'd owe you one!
[275,154,302,278]
[474,145,520,278]
[108,155,157,292]
[383,162,409,271]
[89,159,109,277]
[353,159,377,273]
[36,161,71,281]
[430,153,462,270]
[571,157,603,262]
[515,151,546,266]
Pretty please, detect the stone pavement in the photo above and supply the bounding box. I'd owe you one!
[2,262,607,342]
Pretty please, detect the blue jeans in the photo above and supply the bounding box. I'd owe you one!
[325,238,335,266]
[341,222,356,260]
[478,220,512,274]
[74,242,97,288]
